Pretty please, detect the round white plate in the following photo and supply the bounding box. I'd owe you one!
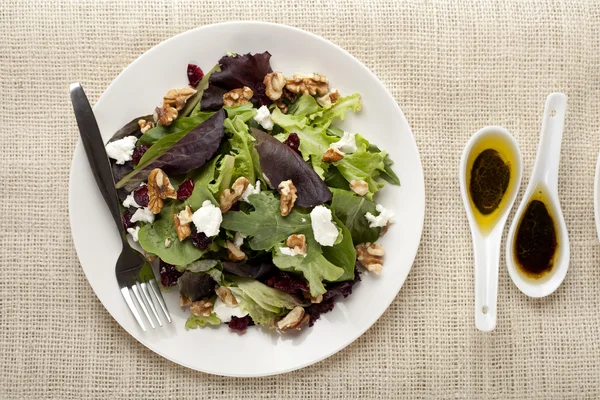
[69,22,425,377]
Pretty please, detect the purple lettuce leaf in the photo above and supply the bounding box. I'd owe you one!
[178,271,216,302]
[252,128,332,207]
[115,109,226,192]
[222,261,276,280]
[200,52,273,111]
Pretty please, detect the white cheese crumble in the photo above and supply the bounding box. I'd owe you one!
[310,205,339,246]
[365,204,396,228]
[131,207,155,224]
[192,200,222,237]
[279,247,307,258]
[122,192,140,209]
[233,232,246,248]
[253,105,274,130]
[127,226,140,242]
[212,297,248,323]
[240,180,261,202]
[331,131,357,154]
[105,136,137,165]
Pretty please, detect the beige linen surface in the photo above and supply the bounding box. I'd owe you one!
[1,0,600,398]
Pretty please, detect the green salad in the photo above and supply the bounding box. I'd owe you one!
[105,51,399,333]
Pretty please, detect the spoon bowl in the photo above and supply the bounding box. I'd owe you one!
[460,126,522,331]
[506,93,569,298]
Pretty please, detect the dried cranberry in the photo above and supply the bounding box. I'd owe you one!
[122,209,135,230]
[133,185,149,207]
[177,179,195,200]
[132,145,150,165]
[228,315,253,332]
[283,133,301,155]
[159,259,182,287]
[190,229,212,250]
[252,82,272,107]
[265,271,309,297]
[187,64,204,88]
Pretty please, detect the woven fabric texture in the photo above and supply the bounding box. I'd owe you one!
[1,0,600,398]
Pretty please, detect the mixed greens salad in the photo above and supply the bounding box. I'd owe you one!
[106,51,399,333]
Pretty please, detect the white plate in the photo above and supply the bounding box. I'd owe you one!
[69,22,425,377]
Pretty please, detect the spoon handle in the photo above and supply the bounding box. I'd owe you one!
[473,234,500,332]
[532,93,567,190]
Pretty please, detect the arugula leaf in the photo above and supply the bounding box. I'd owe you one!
[116,110,226,192]
[221,192,312,251]
[137,204,209,266]
[273,249,344,297]
[330,188,381,244]
[185,313,221,330]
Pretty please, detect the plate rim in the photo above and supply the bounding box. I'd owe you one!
[68,21,425,377]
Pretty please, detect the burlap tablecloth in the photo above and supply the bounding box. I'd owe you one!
[2,0,600,398]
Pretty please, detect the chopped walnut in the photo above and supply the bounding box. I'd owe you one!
[349,179,369,196]
[138,119,154,133]
[356,242,384,274]
[223,86,253,106]
[190,299,213,317]
[226,240,246,261]
[317,89,341,107]
[263,71,286,101]
[277,306,309,331]
[147,168,178,214]
[311,294,323,304]
[278,180,297,216]
[282,88,297,103]
[285,73,329,96]
[180,295,192,307]
[163,87,197,111]
[322,146,344,162]
[215,286,238,307]
[219,177,250,212]
[286,234,307,256]
[276,101,288,114]
[153,105,178,126]
[173,206,193,241]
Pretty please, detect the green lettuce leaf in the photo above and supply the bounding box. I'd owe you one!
[221,192,312,251]
[224,115,257,184]
[182,64,219,118]
[330,188,381,244]
[186,158,218,209]
[321,213,356,281]
[209,154,235,196]
[177,259,218,273]
[311,93,362,129]
[227,276,304,325]
[185,313,221,330]
[273,249,344,297]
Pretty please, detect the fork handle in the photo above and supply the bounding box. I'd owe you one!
[70,83,127,240]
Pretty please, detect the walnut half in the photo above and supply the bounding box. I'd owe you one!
[356,242,384,274]
[190,299,213,317]
[223,86,254,106]
[153,105,178,126]
[285,73,329,96]
[163,87,197,111]
[138,119,154,133]
[322,146,344,162]
[277,306,310,331]
[173,206,193,241]
[147,168,178,214]
[215,286,238,307]
[226,240,246,261]
[264,72,286,101]
[278,180,297,216]
[219,177,249,212]
[286,234,307,256]
[349,179,369,196]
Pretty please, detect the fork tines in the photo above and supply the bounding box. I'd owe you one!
[121,279,171,331]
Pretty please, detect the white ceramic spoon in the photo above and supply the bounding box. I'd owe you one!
[506,93,569,297]
[460,126,522,332]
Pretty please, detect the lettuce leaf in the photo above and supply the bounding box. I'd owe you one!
[252,128,332,207]
[222,261,276,279]
[185,313,221,330]
[201,52,273,111]
[321,213,356,282]
[228,276,304,325]
[225,115,257,184]
[137,112,215,146]
[330,188,381,244]
[178,271,216,301]
[209,154,235,196]
[116,110,225,192]
[311,93,362,129]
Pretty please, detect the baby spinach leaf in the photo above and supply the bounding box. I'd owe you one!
[253,128,332,207]
[330,188,381,244]
[116,109,225,192]
[220,192,312,251]
[369,143,400,185]
[185,313,221,329]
